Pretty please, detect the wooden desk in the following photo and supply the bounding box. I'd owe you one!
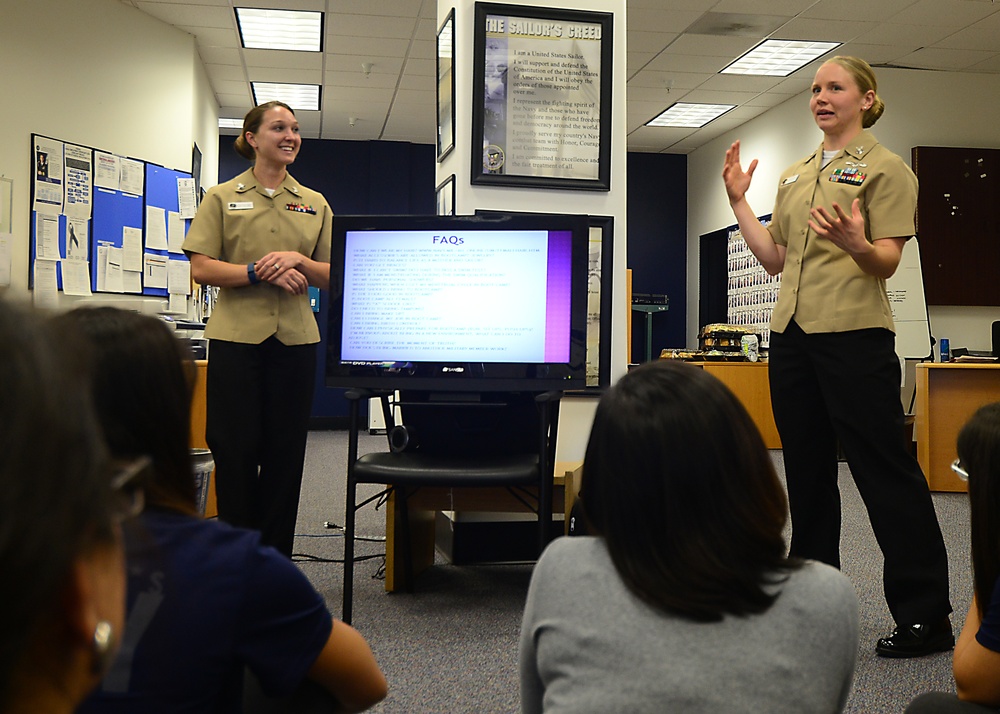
[190,360,217,517]
[916,363,1000,492]
[382,460,582,592]
[688,361,781,449]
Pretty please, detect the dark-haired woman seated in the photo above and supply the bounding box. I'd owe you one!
[61,307,386,714]
[908,403,1000,713]
[0,300,129,714]
[519,360,858,713]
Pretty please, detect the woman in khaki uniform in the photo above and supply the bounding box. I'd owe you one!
[722,56,952,658]
[183,101,332,557]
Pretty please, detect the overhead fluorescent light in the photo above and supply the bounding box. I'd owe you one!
[721,39,841,77]
[646,103,735,128]
[236,8,322,52]
[218,118,244,129]
[251,82,320,111]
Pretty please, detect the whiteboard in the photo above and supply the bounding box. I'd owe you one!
[886,236,932,360]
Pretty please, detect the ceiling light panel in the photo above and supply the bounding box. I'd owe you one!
[646,103,735,128]
[218,118,244,129]
[236,8,323,52]
[251,82,321,111]
[721,39,841,77]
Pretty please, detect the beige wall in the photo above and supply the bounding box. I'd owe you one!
[686,66,1000,353]
[0,0,219,307]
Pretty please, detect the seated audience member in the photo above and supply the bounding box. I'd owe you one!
[63,307,387,714]
[0,301,129,714]
[519,360,859,714]
[908,403,1000,713]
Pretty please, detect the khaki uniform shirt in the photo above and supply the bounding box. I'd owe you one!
[183,169,332,345]
[767,130,917,334]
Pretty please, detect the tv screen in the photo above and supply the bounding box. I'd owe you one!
[325,212,590,392]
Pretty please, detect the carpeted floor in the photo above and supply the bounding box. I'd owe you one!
[291,430,971,713]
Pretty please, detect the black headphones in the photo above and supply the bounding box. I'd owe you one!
[388,425,419,454]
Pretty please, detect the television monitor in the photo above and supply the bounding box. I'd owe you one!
[325,212,590,392]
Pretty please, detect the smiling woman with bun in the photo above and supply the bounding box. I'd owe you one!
[183,101,332,558]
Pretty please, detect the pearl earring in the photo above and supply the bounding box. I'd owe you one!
[92,620,116,674]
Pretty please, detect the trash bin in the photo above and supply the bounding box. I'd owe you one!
[190,448,215,516]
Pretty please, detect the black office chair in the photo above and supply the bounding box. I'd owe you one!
[341,389,561,624]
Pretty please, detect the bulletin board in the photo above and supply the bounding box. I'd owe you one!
[28,133,194,300]
[30,133,96,295]
[92,181,143,293]
[143,162,193,297]
[700,219,931,360]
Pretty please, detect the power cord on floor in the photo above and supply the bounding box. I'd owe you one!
[290,519,386,564]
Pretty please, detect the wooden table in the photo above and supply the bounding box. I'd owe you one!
[191,360,218,517]
[916,362,1000,492]
[382,460,582,592]
[689,361,781,449]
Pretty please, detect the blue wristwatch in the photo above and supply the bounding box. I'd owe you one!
[247,262,260,284]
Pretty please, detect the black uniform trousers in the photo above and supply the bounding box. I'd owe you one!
[205,337,316,557]
[768,320,952,624]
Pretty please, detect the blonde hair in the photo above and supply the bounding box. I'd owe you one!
[824,56,884,128]
[233,101,295,161]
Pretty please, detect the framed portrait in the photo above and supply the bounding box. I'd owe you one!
[476,209,613,392]
[436,9,456,161]
[436,174,456,216]
[471,3,613,191]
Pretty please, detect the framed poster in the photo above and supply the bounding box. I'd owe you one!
[471,3,613,191]
[436,9,456,161]
[436,174,456,216]
[476,209,613,391]
[191,142,203,200]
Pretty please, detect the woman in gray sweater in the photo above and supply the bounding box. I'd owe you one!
[519,360,858,713]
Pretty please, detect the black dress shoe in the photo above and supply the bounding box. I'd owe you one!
[875,619,954,658]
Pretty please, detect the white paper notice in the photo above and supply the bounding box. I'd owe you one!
[35,213,61,260]
[61,260,93,296]
[168,258,191,295]
[33,260,59,308]
[168,293,188,314]
[167,211,185,253]
[94,152,121,191]
[120,158,144,196]
[123,270,143,294]
[33,137,63,215]
[96,244,108,292]
[144,252,168,289]
[65,218,88,261]
[122,226,143,271]
[106,247,125,293]
[64,143,93,220]
[145,205,168,250]
[0,233,11,286]
[177,177,197,219]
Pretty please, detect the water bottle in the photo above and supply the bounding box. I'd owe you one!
[940,338,950,363]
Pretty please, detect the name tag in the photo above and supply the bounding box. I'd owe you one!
[227,201,254,211]
[782,174,799,185]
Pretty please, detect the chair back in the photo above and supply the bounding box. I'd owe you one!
[395,390,542,457]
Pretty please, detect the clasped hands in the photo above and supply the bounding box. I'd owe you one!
[255,251,309,295]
